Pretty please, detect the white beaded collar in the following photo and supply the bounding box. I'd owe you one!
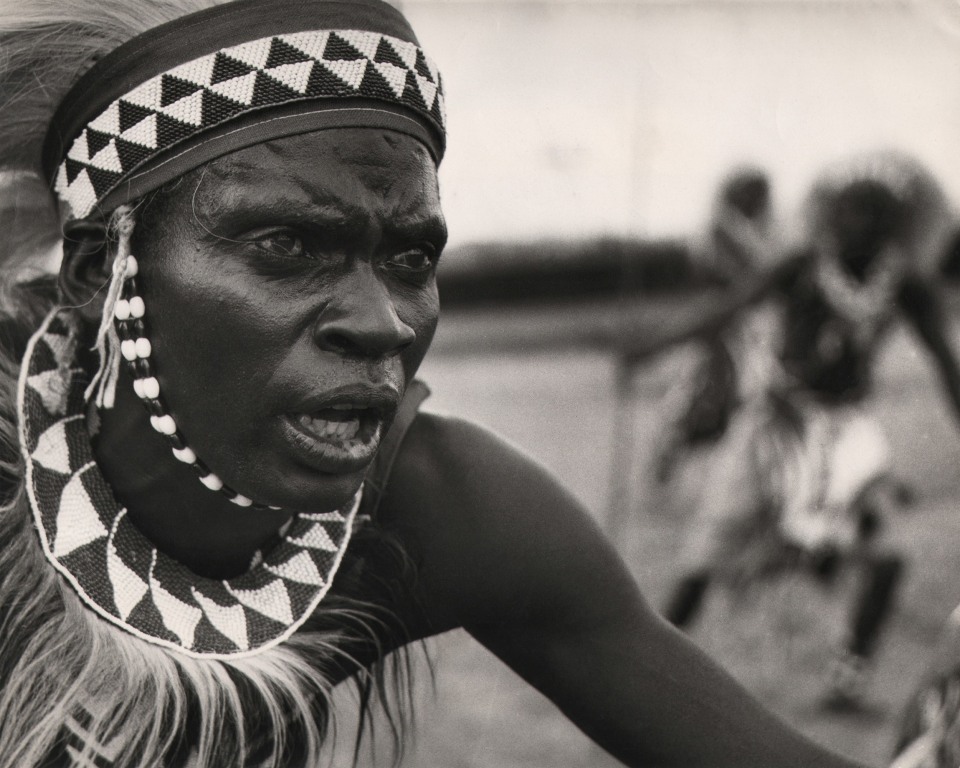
[17,308,359,659]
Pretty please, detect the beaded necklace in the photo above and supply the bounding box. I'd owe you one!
[813,246,904,348]
[18,307,360,659]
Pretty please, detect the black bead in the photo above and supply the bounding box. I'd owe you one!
[144,399,165,416]
[167,431,186,450]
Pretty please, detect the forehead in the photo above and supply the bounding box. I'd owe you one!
[191,128,441,220]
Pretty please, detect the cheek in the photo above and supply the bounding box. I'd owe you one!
[138,253,296,414]
[403,284,440,351]
[413,283,440,327]
[398,284,440,380]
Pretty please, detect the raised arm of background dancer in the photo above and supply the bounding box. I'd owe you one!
[898,275,960,426]
[622,251,804,361]
[387,413,865,768]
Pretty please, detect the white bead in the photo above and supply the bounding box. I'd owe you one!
[125,255,139,277]
[121,340,137,361]
[114,300,130,321]
[172,446,197,464]
[158,415,177,434]
[128,296,145,318]
[232,494,253,507]
[135,337,152,358]
[199,473,224,491]
[150,414,177,435]
[132,379,145,399]
[141,377,160,399]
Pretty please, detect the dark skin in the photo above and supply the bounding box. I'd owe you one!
[60,128,863,767]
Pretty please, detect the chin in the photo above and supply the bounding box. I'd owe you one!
[251,466,369,514]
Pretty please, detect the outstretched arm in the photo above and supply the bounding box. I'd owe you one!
[620,252,804,362]
[898,275,960,426]
[384,413,864,768]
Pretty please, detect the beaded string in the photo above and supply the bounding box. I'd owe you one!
[114,254,271,509]
[84,208,136,409]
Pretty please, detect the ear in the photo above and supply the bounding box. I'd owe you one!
[58,219,112,323]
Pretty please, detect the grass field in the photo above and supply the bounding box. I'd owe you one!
[331,298,960,768]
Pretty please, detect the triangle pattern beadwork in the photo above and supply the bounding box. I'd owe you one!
[55,29,445,219]
[18,309,360,659]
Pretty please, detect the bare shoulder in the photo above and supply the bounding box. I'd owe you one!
[389,410,564,497]
[377,411,640,632]
[383,410,588,539]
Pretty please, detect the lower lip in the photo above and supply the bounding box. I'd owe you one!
[278,413,383,474]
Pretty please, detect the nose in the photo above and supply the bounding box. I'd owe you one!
[313,263,416,359]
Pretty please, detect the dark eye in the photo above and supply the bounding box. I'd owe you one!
[387,247,436,274]
[256,232,305,258]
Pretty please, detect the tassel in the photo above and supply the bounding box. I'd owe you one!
[84,206,136,409]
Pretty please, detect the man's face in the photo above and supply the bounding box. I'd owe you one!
[130,128,445,512]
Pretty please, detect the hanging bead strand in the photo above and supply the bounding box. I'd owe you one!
[113,255,265,509]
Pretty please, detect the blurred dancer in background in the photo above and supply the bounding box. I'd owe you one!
[653,166,779,483]
[661,152,960,710]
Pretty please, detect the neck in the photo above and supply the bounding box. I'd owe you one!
[93,367,292,579]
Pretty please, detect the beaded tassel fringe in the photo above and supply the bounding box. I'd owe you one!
[84,205,135,409]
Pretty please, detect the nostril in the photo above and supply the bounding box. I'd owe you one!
[316,326,414,359]
[322,331,360,356]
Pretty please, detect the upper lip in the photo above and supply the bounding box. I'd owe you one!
[290,384,401,418]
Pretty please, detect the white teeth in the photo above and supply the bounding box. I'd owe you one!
[298,413,361,441]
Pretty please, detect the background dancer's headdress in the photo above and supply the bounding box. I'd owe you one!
[42,0,446,222]
[803,150,952,275]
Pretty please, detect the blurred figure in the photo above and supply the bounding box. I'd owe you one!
[704,165,777,282]
[661,151,960,711]
[654,166,780,483]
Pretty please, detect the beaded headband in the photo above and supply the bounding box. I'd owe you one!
[43,0,446,221]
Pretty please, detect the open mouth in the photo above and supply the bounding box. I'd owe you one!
[282,403,387,471]
[296,404,379,444]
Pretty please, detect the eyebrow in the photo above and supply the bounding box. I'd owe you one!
[383,212,448,249]
[200,185,447,249]
[197,158,446,240]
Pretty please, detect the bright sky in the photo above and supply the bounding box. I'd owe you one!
[401,0,960,247]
